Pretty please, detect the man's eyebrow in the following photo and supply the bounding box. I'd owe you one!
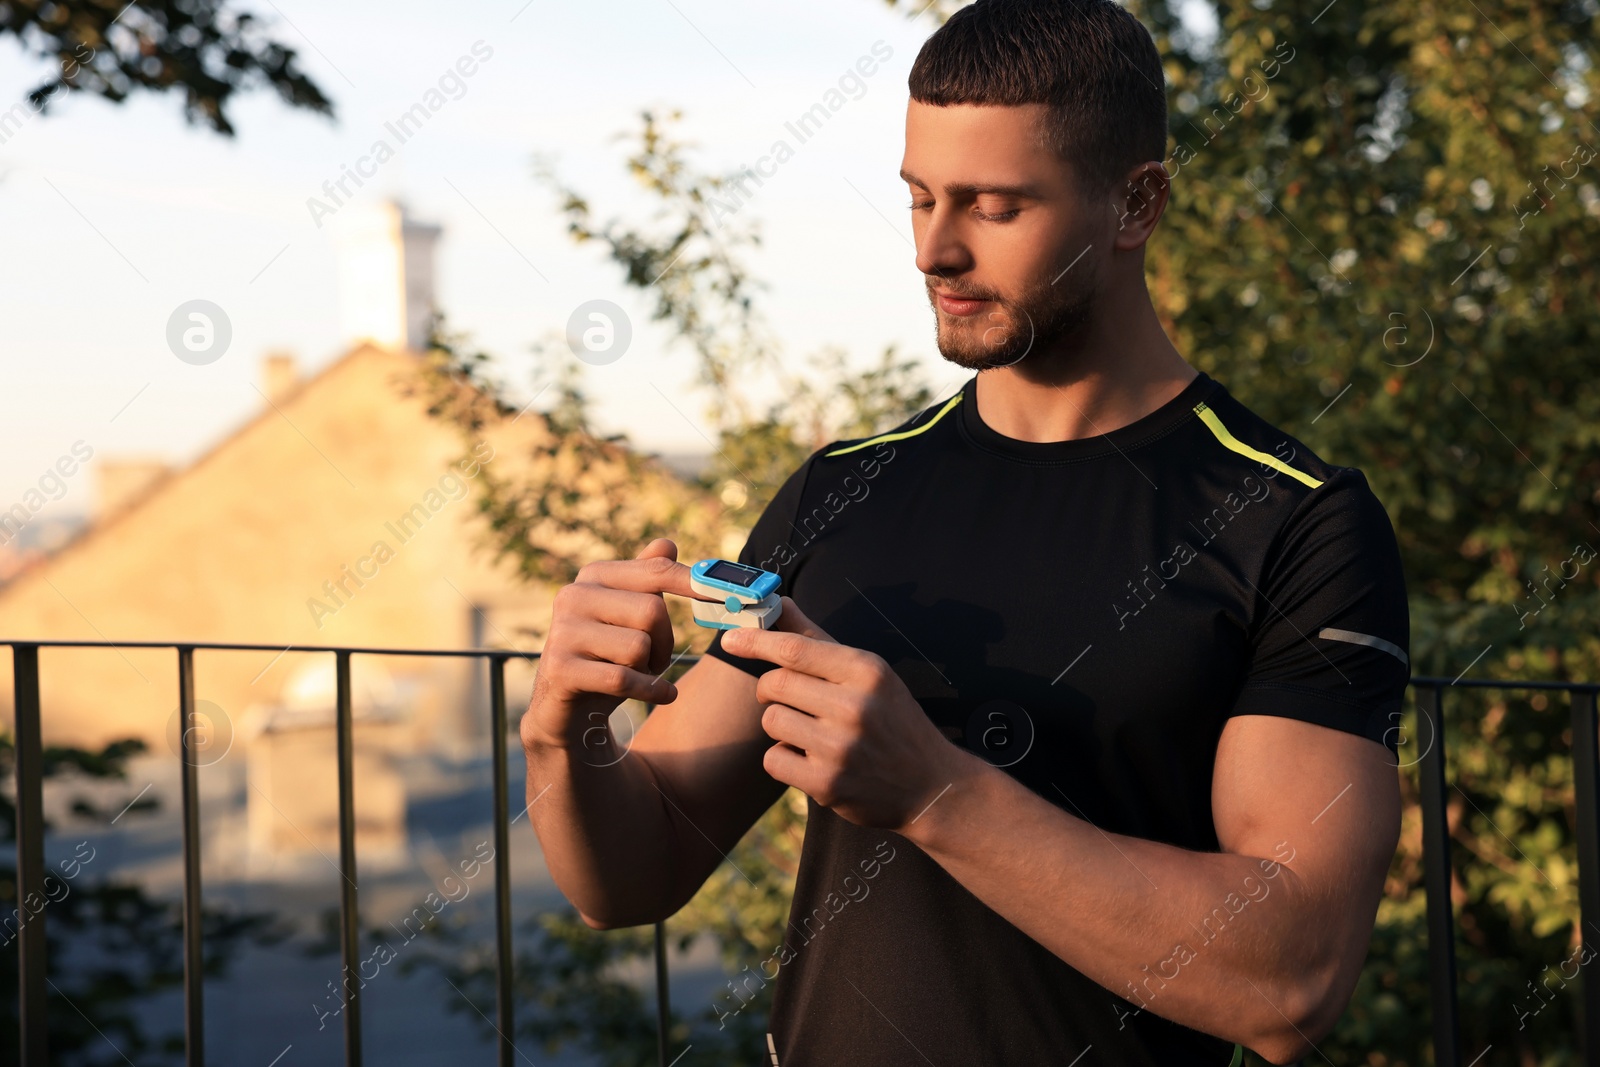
[898,169,1044,198]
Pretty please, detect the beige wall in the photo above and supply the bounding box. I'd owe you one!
[0,345,559,749]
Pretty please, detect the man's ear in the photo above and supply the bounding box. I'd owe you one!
[1112,161,1171,247]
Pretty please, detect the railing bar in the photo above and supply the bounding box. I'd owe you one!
[1409,677,1600,693]
[335,650,363,1067]
[12,641,1600,691]
[13,644,47,1067]
[642,694,671,1067]
[489,655,515,1067]
[655,921,670,1067]
[1416,684,1461,1067]
[0,638,554,659]
[1571,688,1600,1066]
[177,648,206,1067]
[0,640,1534,690]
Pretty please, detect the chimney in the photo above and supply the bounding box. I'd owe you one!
[332,199,441,354]
[262,351,299,404]
[401,209,442,352]
[97,458,171,518]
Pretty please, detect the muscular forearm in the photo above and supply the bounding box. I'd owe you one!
[517,541,773,928]
[522,727,683,928]
[902,752,1333,1061]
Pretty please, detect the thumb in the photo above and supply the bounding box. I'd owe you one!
[771,596,836,644]
[635,537,679,563]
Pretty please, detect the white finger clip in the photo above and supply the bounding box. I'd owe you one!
[689,558,785,631]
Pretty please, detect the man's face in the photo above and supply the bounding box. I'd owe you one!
[901,101,1103,370]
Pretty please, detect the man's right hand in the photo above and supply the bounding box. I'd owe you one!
[522,537,698,753]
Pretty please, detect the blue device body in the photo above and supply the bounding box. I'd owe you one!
[690,558,781,603]
[688,559,782,630]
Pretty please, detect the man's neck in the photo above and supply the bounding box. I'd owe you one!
[971,297,1196,444]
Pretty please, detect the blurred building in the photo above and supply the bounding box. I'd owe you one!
[0,201,709,874]
[0,515,83,583]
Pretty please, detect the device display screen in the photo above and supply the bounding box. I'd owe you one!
[704,560,766,587]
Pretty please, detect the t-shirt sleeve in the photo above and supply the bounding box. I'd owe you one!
[702,452,818,677]
[1225,468,1411,753]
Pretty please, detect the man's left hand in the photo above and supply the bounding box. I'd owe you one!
[719,597,973,832]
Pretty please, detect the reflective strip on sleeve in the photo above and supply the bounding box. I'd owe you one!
[1319,626,1409,665]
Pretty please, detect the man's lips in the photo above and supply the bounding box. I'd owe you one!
[933,290,991,317]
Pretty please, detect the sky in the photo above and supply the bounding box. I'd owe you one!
[0,0,996,522]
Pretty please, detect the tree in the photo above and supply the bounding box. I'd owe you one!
[425,0,1600,1062]
[0,0,333,135]
[1113,1,1600,1061]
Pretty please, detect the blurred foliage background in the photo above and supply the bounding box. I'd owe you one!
[417,1,1600,1063]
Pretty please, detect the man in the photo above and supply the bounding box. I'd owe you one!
[520,1,1409,1063]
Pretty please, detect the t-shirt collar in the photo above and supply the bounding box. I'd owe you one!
[955,369,1218,464]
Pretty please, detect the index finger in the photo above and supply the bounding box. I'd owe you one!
[768,596,836,643]
[720,627,862,683]
[576,555,698,598]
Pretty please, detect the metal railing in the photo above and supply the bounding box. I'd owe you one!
[1412,678,1600,1067]
[4,639,657,1067]
[5,640,1599,1066]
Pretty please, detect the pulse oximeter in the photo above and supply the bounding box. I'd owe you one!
[688,558,784,630]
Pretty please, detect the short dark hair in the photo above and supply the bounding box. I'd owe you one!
[908,0,1169,198]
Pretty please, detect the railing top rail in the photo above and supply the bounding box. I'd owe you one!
[1408,675,1599,693]
[0,638,547,658]
[0,641,1590,689]
[0,641,1587,689]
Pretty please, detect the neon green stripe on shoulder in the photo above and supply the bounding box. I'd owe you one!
[823,391,964,457]
[1193,401,1323,489]
[1228,1042,1244,1066]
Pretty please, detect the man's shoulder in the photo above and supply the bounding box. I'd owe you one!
[807,389,967,468]
[1194,378,1372,499]
[1191,378,1402,582]
[744,394,955,533]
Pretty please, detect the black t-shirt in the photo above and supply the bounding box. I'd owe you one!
[706,369,1410,1066]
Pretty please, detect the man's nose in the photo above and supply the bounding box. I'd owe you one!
[914,207,973,279]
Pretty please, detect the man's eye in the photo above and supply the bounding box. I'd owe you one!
[973,206,1020,222]
[908,199,934,211]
